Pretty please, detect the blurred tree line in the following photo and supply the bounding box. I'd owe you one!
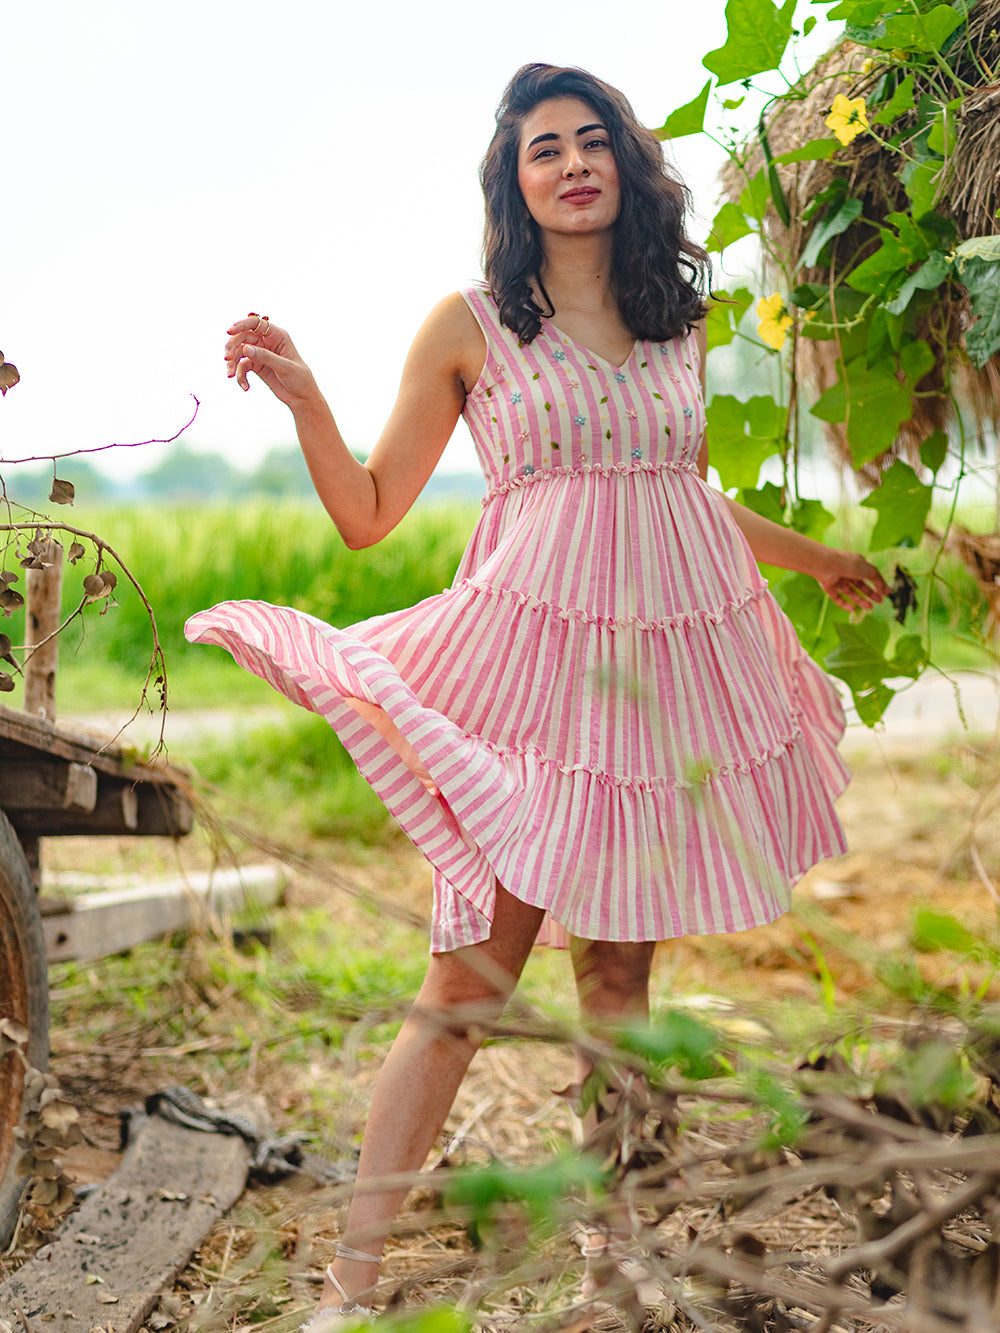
[11,444,483,507]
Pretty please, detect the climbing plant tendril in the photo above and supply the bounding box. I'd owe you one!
[660,0,1000,724]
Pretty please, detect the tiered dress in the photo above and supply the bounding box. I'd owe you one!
[185,282,850,952]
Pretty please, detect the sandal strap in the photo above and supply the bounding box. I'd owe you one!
[334,1242,382,1265]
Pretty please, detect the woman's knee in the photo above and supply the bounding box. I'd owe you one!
[572,939,656,1010]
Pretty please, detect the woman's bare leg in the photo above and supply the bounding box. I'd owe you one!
[570,938,657,1288]
[320,885,545,1310]
[570,937,656,1100]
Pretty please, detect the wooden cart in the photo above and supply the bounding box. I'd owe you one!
[0,701,193,1243]
[0,550,194,1245]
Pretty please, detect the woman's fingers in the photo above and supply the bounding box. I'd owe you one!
[226,315,266,378]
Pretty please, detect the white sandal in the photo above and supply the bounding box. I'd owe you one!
[300,1243,380,1330]
[576,1227,674,1319]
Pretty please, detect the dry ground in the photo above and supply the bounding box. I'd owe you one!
[18,716,1000,1329]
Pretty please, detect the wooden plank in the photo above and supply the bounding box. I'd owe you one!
[0,702,182,786]
[0,761,97,814]
[6,773,193,839]
[23,541,63,722]
[0,1111,252,1333]
[41,864,285,962]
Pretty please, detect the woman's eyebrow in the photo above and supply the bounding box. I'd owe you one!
[525,123,607,151]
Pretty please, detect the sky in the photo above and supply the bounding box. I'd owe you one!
[2,1,842,482]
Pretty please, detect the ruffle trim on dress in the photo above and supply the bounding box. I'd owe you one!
[482,458,699,507]
[451,578,770,634]
[474,726,811,792]
[184,600,850,946]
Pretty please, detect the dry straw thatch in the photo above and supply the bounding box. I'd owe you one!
[723,0,1000,476]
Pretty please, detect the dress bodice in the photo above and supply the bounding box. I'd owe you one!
[460,282,706,499]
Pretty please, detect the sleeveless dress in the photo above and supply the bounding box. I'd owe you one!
[185,283,850,952]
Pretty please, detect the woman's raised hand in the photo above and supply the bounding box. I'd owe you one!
[224,313,317,407]
[814,550,891,614]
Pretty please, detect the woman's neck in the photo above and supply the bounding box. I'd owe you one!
[536,233,616,315]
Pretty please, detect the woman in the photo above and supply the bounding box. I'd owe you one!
[186,63,887,1325]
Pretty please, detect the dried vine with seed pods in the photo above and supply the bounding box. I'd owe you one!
[0,380,199,750]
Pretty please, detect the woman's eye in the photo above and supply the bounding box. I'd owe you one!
[585,138,608,150]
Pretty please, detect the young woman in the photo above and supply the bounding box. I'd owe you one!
[186,63,887,1326]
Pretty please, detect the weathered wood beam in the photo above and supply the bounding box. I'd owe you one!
[0,760,98,815]
[0,1109,254,1333]
[5,772,193,838]
[40,864,285,962]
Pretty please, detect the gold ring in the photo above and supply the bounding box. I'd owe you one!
[248,313,262,331]
[259,316,270,336]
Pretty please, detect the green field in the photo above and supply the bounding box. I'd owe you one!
[16,500,479,711]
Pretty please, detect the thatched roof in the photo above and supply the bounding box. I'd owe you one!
[723,0,1000,481]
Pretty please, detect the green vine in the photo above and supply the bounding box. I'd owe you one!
[660,0,1000,724]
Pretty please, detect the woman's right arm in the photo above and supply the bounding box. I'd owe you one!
[226,292,484,549]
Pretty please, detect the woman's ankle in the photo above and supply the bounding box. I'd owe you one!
[321,1245,382,1310]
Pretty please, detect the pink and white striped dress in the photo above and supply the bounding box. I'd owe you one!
[185,283,849,951]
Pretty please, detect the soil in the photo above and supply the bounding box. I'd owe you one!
[10,691,1000,1330]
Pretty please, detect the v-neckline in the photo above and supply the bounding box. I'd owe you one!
[542,318,639,372]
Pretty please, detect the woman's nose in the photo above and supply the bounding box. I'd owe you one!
[563,150,589,178]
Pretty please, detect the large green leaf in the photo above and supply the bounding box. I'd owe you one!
[801,197,863,270]
[706,287,754,350]
[824,618,926,725]
[703,0,796,84]
[707,202,755,254]
[859,460,934,549]
[811,362,913,465]
[884,251,952,316]
[900,159,940,216]
[866,5,965,53]
[739,168,772,222]
[956,235,1000,263]
[826,0,885,21]
[773,138,838,164]
[846,232,921,295]
[706,394,783,490]
[872,72,915,125]
[790,496,836,541]
[824,619,895,716]
[960,256,1000,368]
[774,572,841,661]
[654,79,713,140]
[919,429,948,474]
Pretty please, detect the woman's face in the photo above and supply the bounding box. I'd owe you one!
[516,96,620,239]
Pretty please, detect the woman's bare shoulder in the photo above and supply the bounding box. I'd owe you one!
[409,290,487,394]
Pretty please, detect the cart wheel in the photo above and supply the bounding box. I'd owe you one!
[0,812,49,1246]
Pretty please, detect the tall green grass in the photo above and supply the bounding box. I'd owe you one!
[19,500,478,709]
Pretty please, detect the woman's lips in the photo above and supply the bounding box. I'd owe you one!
[561,187,600,204]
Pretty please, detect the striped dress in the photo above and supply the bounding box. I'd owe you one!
[185,282,849,951]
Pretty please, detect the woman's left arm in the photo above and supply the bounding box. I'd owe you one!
[692,324,890,614]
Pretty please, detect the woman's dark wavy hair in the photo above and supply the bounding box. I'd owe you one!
[481,64,710,344]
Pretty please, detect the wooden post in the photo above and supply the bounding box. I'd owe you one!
[24,539,63,722]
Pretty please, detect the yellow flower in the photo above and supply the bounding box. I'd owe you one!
[825,93,870,146]
[756,293,793,351]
